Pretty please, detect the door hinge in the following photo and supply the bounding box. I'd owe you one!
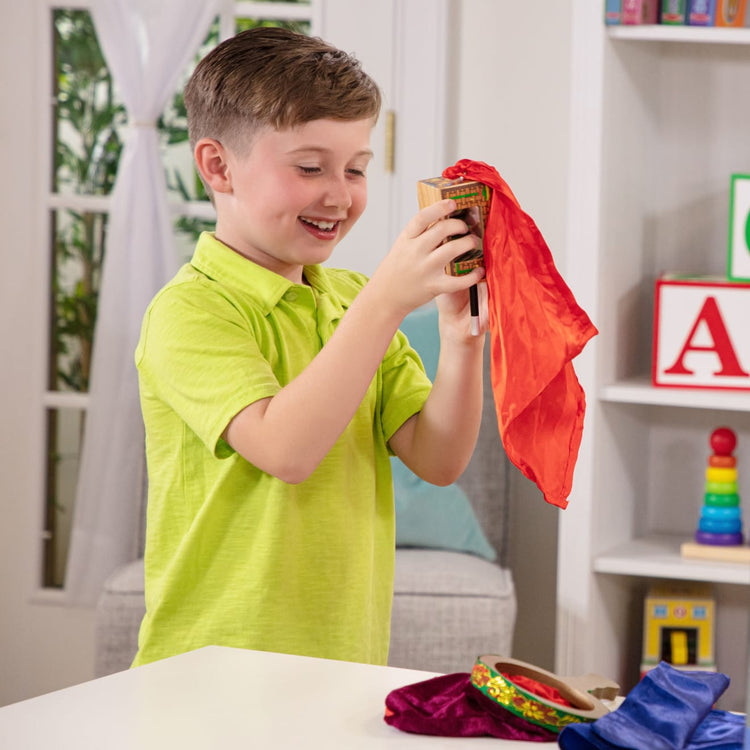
[384,110,396,173]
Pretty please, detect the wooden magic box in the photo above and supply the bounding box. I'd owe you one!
[417,176,490,276]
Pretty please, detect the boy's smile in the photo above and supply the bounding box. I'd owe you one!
[211,118,374,283]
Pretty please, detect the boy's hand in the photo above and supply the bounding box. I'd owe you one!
[436,279,489,343]
[371,199,486,319]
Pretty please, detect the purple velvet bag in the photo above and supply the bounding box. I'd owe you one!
[384,671,558,741]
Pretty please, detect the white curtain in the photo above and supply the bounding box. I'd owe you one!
[65,0,221,605]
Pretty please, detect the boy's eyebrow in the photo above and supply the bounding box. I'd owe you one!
[288,146,374,159]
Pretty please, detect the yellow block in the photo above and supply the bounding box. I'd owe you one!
[670,631,689,666]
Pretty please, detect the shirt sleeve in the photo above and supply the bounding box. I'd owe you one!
[379,328,433,446]
[135,282,279,458]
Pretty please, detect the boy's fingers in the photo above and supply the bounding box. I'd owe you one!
[433,232,482,266]
[435,265,485,296]
[418,219,470,252]
[404,199,456,238]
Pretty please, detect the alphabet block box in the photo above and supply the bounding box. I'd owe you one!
[652,276,750,391]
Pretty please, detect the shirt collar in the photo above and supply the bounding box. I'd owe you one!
[190,232,345,319]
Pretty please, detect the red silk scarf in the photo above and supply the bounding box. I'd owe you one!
[443,160,598,508]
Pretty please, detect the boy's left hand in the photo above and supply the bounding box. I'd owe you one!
[436,278,489,342]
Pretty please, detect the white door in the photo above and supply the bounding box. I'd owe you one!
[323,0,450,277]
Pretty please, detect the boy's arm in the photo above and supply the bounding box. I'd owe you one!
[223,199,484,484]
[388,287,487,487]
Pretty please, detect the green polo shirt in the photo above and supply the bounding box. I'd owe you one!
[132,233,431,668]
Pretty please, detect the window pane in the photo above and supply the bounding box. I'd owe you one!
[161,19,220,207]
[50,209,106,393]
[159,14,311,209]
[43,407,84,588]
[235,17,311,34]
[52,9,125,196]
[163,14,312,252]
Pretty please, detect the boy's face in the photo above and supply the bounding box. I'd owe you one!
[213,118,373,282]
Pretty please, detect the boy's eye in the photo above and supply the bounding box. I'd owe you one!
[298,166,321,174]
[347,168,367,178]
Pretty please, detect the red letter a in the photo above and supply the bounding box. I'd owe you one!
[664,296,749,377]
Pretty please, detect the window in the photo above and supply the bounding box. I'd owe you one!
[42,0,319,587]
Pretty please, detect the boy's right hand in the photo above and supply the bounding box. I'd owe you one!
[370,199,485,318]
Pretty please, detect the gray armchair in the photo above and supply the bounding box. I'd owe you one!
[95,336,516,677]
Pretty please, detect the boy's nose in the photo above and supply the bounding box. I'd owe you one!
[323,174,352,209]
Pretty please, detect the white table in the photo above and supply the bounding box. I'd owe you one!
[0,646,557,748]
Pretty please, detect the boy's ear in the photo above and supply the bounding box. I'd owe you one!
[194,138,233,195]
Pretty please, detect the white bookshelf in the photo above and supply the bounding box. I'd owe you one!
[594,535,750,586]
[557,2,750,713]
[608,24,750,44]
[600,377,750,412]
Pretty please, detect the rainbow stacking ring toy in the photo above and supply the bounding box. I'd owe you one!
[695,427,744,546]
[469,655,619,733]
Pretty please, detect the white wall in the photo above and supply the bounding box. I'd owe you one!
[0,1,574,703]
[0,3,98,707]
[451,0,574,670]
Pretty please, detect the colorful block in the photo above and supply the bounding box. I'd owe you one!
[727,174,750,282]
[652,276,750,391]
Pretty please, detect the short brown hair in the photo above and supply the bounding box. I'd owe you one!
[184,26,382,155]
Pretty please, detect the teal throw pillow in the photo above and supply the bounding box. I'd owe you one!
[393,304,496,561]
[392,457,497,560]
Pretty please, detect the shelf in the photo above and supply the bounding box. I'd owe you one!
[608,25,750,45]
[599,377,750,412]
[594,535,750,585]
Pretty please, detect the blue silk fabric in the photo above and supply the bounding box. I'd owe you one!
[558,662,745,750]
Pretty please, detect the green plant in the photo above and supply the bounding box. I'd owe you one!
[52,9,124,393]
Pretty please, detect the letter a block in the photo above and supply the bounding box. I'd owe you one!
[653,277,750,390]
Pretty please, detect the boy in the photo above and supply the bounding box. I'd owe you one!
[132,27,486,668]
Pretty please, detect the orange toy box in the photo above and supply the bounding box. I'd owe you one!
[715,0,747,25]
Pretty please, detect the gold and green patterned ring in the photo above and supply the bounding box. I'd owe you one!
[469,655,619,733]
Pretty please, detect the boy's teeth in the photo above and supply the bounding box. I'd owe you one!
[302,218,336,231]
